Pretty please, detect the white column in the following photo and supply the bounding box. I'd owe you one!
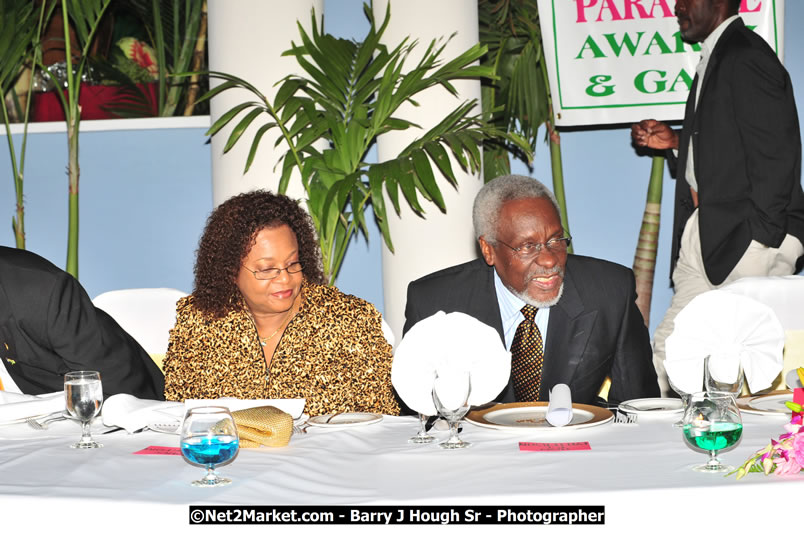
[373,0,483,340]
[207,0,322,206]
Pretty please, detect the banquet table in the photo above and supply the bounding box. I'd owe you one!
[1,407,801,532]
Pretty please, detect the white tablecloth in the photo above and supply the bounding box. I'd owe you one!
[1,411,801,531]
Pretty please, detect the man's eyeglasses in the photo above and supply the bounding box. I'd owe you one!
[494,236,572,260]
[242,262,303,280]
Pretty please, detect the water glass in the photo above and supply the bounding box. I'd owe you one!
[64,370,103,449]
[408,412,436,443]
[432,369,472,449]
[180,406,240,487]
[704,354,744,396]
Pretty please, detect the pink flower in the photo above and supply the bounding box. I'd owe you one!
[774,454,802,476]
[793,432,804,463]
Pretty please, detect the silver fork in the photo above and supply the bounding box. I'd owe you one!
[26,411,68,430]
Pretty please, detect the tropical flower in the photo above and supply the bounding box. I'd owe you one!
[732,409,804,479]
[116,37,159,79]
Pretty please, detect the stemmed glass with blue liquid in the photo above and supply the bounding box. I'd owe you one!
[180,407,239,487]
[682,391,742,473]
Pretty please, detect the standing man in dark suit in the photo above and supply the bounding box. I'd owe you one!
[0,246,165,399]
[632,0,804,394]
[403,175,658,405]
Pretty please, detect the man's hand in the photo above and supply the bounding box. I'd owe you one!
[631,119,679,150]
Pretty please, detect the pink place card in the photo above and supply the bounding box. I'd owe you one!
[794,388,804,407]
[519,441,591,452]
[134,446,182,456]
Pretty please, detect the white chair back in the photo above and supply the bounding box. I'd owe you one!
[381,317,395,348]
[718,275,804,390]
[92,288,187,356]
[718,275,804,331]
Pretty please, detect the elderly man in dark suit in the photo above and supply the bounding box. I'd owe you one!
[632,0,804,394]
[0,246,164,399]
[403,175,658,406]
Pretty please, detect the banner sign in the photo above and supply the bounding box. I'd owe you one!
[536,0,783,126]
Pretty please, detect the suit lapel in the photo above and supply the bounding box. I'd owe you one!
[472,262,505,344]
[540,261,597,399]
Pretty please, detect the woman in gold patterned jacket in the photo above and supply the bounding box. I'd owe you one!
[163,190,399,416]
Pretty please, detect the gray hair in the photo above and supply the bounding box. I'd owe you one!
[472,174,560,243]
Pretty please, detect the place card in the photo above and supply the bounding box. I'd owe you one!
[134,446,182,456]
[519,441,591,452]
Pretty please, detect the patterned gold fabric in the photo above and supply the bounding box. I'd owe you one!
[163,281,400,416]
[510,305,543,401]
[231,406,293,448]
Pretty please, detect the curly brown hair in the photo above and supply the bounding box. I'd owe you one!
[192,190,324,317]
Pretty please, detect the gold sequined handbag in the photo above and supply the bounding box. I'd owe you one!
[230,406,293,448]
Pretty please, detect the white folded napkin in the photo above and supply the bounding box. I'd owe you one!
[0,391,65,422]
[101,394,185,433]
[184,398,306,419]
[546,384,572,426]
[392,311,511,415]
[665,290,784,394]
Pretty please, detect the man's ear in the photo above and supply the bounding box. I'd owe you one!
[479,237,495,266]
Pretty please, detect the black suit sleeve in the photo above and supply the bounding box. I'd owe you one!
[733,46,800,248]
[43,272,164,399]
[605,269,659,404]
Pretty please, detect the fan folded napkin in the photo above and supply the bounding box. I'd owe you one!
[229,406,293,448]
[665,291,784,394]
[101,394,184,432]
[0,391,64,422]
[546,384,572,426]
[392,311,510,415]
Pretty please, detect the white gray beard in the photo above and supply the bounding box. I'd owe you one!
[513,282,564,309]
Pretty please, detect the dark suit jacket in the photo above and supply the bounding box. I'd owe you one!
[672,18,804,285]
[0,246,164,399]
[403,256,658,405]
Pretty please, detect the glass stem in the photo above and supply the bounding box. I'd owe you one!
[80,421,92,442]
[707,450,719,468]
[448,420,459,442]
[418,413,428,436]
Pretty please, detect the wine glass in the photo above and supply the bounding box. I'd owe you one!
[64,370,104,449]
[180,406,240,487]
[408,412,436,443]
[704,354,744,396]
[668,375,692,428]
[432,369,472,449]
[682,391,743,473]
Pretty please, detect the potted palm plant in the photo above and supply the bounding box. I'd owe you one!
[199,4,529,283]
[0,0,51,249]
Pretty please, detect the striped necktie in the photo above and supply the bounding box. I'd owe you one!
[510,305,543,401]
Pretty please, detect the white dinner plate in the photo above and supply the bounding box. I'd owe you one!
[618,398,683,416]
[465,402,612,431]
[146,422,181,434]
[306,413,383,427]
[737,392,794,416]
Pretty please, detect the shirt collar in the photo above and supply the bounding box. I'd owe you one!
[701,14,739,62]
[493,269,531,326]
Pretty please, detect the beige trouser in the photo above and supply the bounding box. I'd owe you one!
[652,209,804,395]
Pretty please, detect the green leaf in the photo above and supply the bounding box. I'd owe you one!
[410,151,445,210]
[205,101,257,137]
[423,142,457,186]
[224,108,264,153]
[245,122,277,173]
